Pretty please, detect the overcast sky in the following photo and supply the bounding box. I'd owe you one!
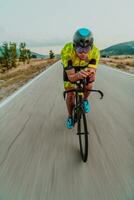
[0,0,134,49]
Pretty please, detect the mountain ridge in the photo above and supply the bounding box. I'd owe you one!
[100,41,134,56]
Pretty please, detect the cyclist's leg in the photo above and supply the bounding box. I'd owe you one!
[82,76,95,113]
[84,75,95,100]
[64,82,76,128]
[64,81,76,117]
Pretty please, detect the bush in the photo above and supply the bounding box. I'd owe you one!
[116,64,125,69]
[113,56,119,59]
[31,54,37,58]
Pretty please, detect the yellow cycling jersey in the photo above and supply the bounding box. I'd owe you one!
[61,42,100,69]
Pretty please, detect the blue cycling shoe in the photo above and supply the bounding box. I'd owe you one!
[82,100,91,113]
[66,116,74,129]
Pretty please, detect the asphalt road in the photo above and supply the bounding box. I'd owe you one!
[0,61,134,200]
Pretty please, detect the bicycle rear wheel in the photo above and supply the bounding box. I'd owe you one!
[77,110,88,162]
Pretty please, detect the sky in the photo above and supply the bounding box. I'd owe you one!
[0,0,134,51]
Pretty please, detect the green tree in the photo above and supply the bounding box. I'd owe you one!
[0,45,3,68]
[26,49,31,64]
[19,42,27,63]
[19,43,31,64]
[0,56,3,70]
[1,42,10,69]
[9,42,17,68]
[49,50,55,59]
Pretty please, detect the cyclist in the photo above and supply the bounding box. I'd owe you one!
[61,28,100,129]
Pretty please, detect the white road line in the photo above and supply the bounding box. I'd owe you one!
[0,61,60,109]
[101,64,134,77]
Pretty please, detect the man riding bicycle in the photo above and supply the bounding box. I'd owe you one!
[61,28,100,129]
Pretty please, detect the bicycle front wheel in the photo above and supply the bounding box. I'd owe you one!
[77,111,88,162]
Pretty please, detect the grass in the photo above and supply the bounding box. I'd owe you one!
[99,56,134,73]
[0,58,59,101]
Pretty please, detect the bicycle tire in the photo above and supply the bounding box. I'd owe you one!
[77,108,88,162]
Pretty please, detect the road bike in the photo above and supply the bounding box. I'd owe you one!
[63,78,104,162]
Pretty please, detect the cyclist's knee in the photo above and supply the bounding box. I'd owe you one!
[67,92,75,101]
[65,88,75,102]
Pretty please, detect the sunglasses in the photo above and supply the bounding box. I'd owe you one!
[76,46,91,53]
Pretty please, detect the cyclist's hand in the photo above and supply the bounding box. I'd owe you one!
[66,68,93,82]
[85,68,96,77]
[66,69,88,82]
[77,70,89,79]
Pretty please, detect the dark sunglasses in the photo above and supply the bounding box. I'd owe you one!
[76,46,91,53]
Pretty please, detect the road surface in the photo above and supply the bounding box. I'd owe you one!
[0,61,134,200]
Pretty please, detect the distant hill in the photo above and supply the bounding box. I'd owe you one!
[0,47,46,59]
[30,52,46,59]
[16,49,46,59]
[100,41,134,57]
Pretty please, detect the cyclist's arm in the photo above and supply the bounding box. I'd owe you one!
[61,45,80,82]
[66,64,89,82]
[88,47,100,69]
[85,48,100,76]
[61,43,73,68]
